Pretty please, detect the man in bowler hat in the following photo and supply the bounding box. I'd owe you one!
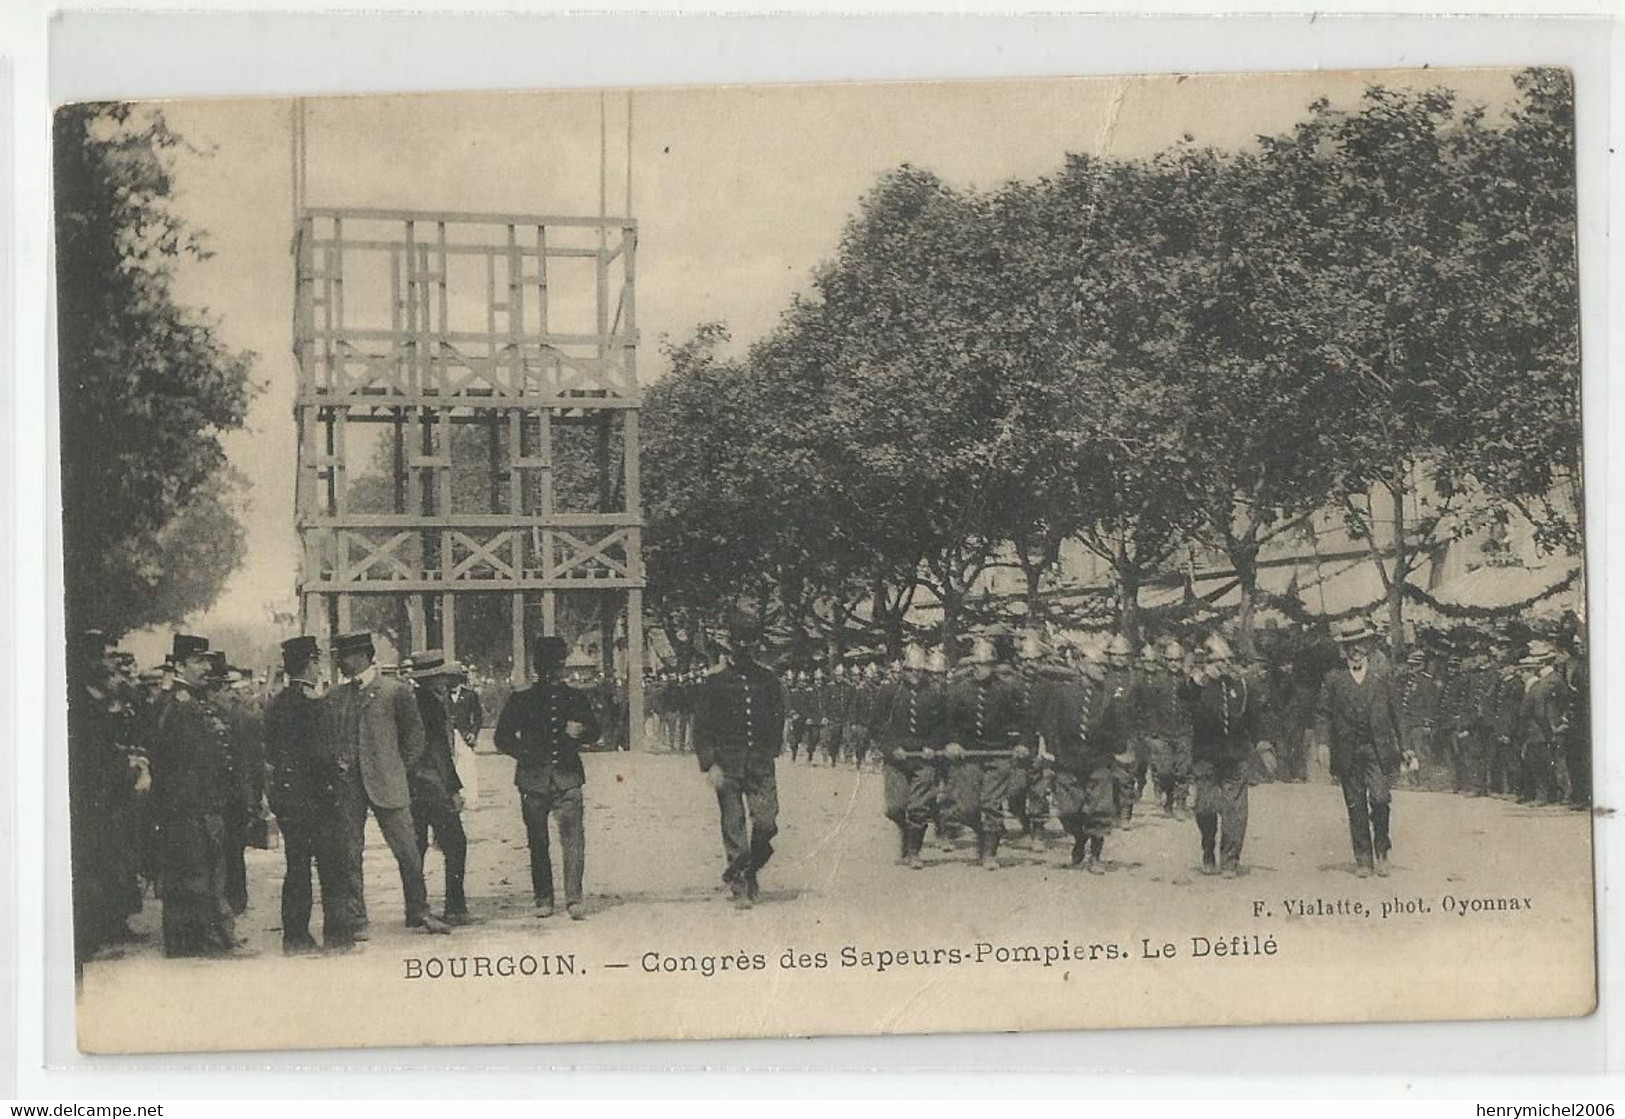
[322,631,450,937]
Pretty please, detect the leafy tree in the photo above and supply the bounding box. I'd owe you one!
[1454,68,1582,554]
[55,102,258,638]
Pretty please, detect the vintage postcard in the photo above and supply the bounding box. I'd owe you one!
[57,68,1593,1054]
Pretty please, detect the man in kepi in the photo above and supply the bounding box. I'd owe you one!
[1318,618,1410,879]
[495,635,600,920]
[149,634,255,958]
[263,635,350,953]
[693,622,786,908]
[322,631,451,937]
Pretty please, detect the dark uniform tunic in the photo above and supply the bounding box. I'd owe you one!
[149,679,238,957]
[692,659,786,884]
[1181,671,1258,872]
[1136,667,1190,808]
[1042,671,1126,852]
[874,677,947,854]
[212,688,263,916]
[496,679,601,908]
[265,678,350,948]
[943,667,1026,852]
[68,670,145,962]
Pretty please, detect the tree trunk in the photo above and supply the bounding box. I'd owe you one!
[1230,543,1260,658]
[1387,473,1407,661]
[940,586,964,666]
[1116,564,1142,647]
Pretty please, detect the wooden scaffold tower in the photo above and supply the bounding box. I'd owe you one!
[289,99,645,746]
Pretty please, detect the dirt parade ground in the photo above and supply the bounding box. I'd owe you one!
[78,746,1596,1052]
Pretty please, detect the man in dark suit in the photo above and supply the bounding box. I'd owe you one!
[264,635,351,953]
[693,623,786,907]
[406,651,472,924]
[495,635,600,920]
[322,631,450,939]
[1318,618,1410,878]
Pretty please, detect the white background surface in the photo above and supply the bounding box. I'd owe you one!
[4,3,1621,1098]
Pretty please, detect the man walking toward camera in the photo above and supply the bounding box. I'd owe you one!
[693,623,786,908]
[495,635,601,920]
[1318,618,1410,879]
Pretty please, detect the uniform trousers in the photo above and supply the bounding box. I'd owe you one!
[1565,732,1590,806]
[341,775,431,926]
[520,786,585,907]
[819,722,846,765]
[159,813,238,957]
[1519,738,1568,805]
[222,805,249,916]
[1053,766,1117,842]
[1149,736,1191,807]
[1191,758,1249,869]
[1338,750,1392,866]
[883,760,936,855]
[947,758,1026,841]
[714,767,779,881]
[413,795,469,914]
[276,811,351,947]
[1451,730,1487,794]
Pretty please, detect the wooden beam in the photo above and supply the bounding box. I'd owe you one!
[511,591,527,685]
[304,206,636,230]
[627,586,644,752]
[304,327,639,348]
[302,512,640,530]
[302,577,644,592]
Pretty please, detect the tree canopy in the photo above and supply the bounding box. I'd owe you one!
[56,102,259,639]
[641,70,1582,664]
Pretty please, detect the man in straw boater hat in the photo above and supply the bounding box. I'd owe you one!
[405,651,473,925]
[693,620,787,908]
[495,635,601,920]
[1317,617,1410,879]
[148,634,257,958]
[1179,633,1258,879]
[875,643,947,868]
[322,630,451,941]
[263,634,351,954]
